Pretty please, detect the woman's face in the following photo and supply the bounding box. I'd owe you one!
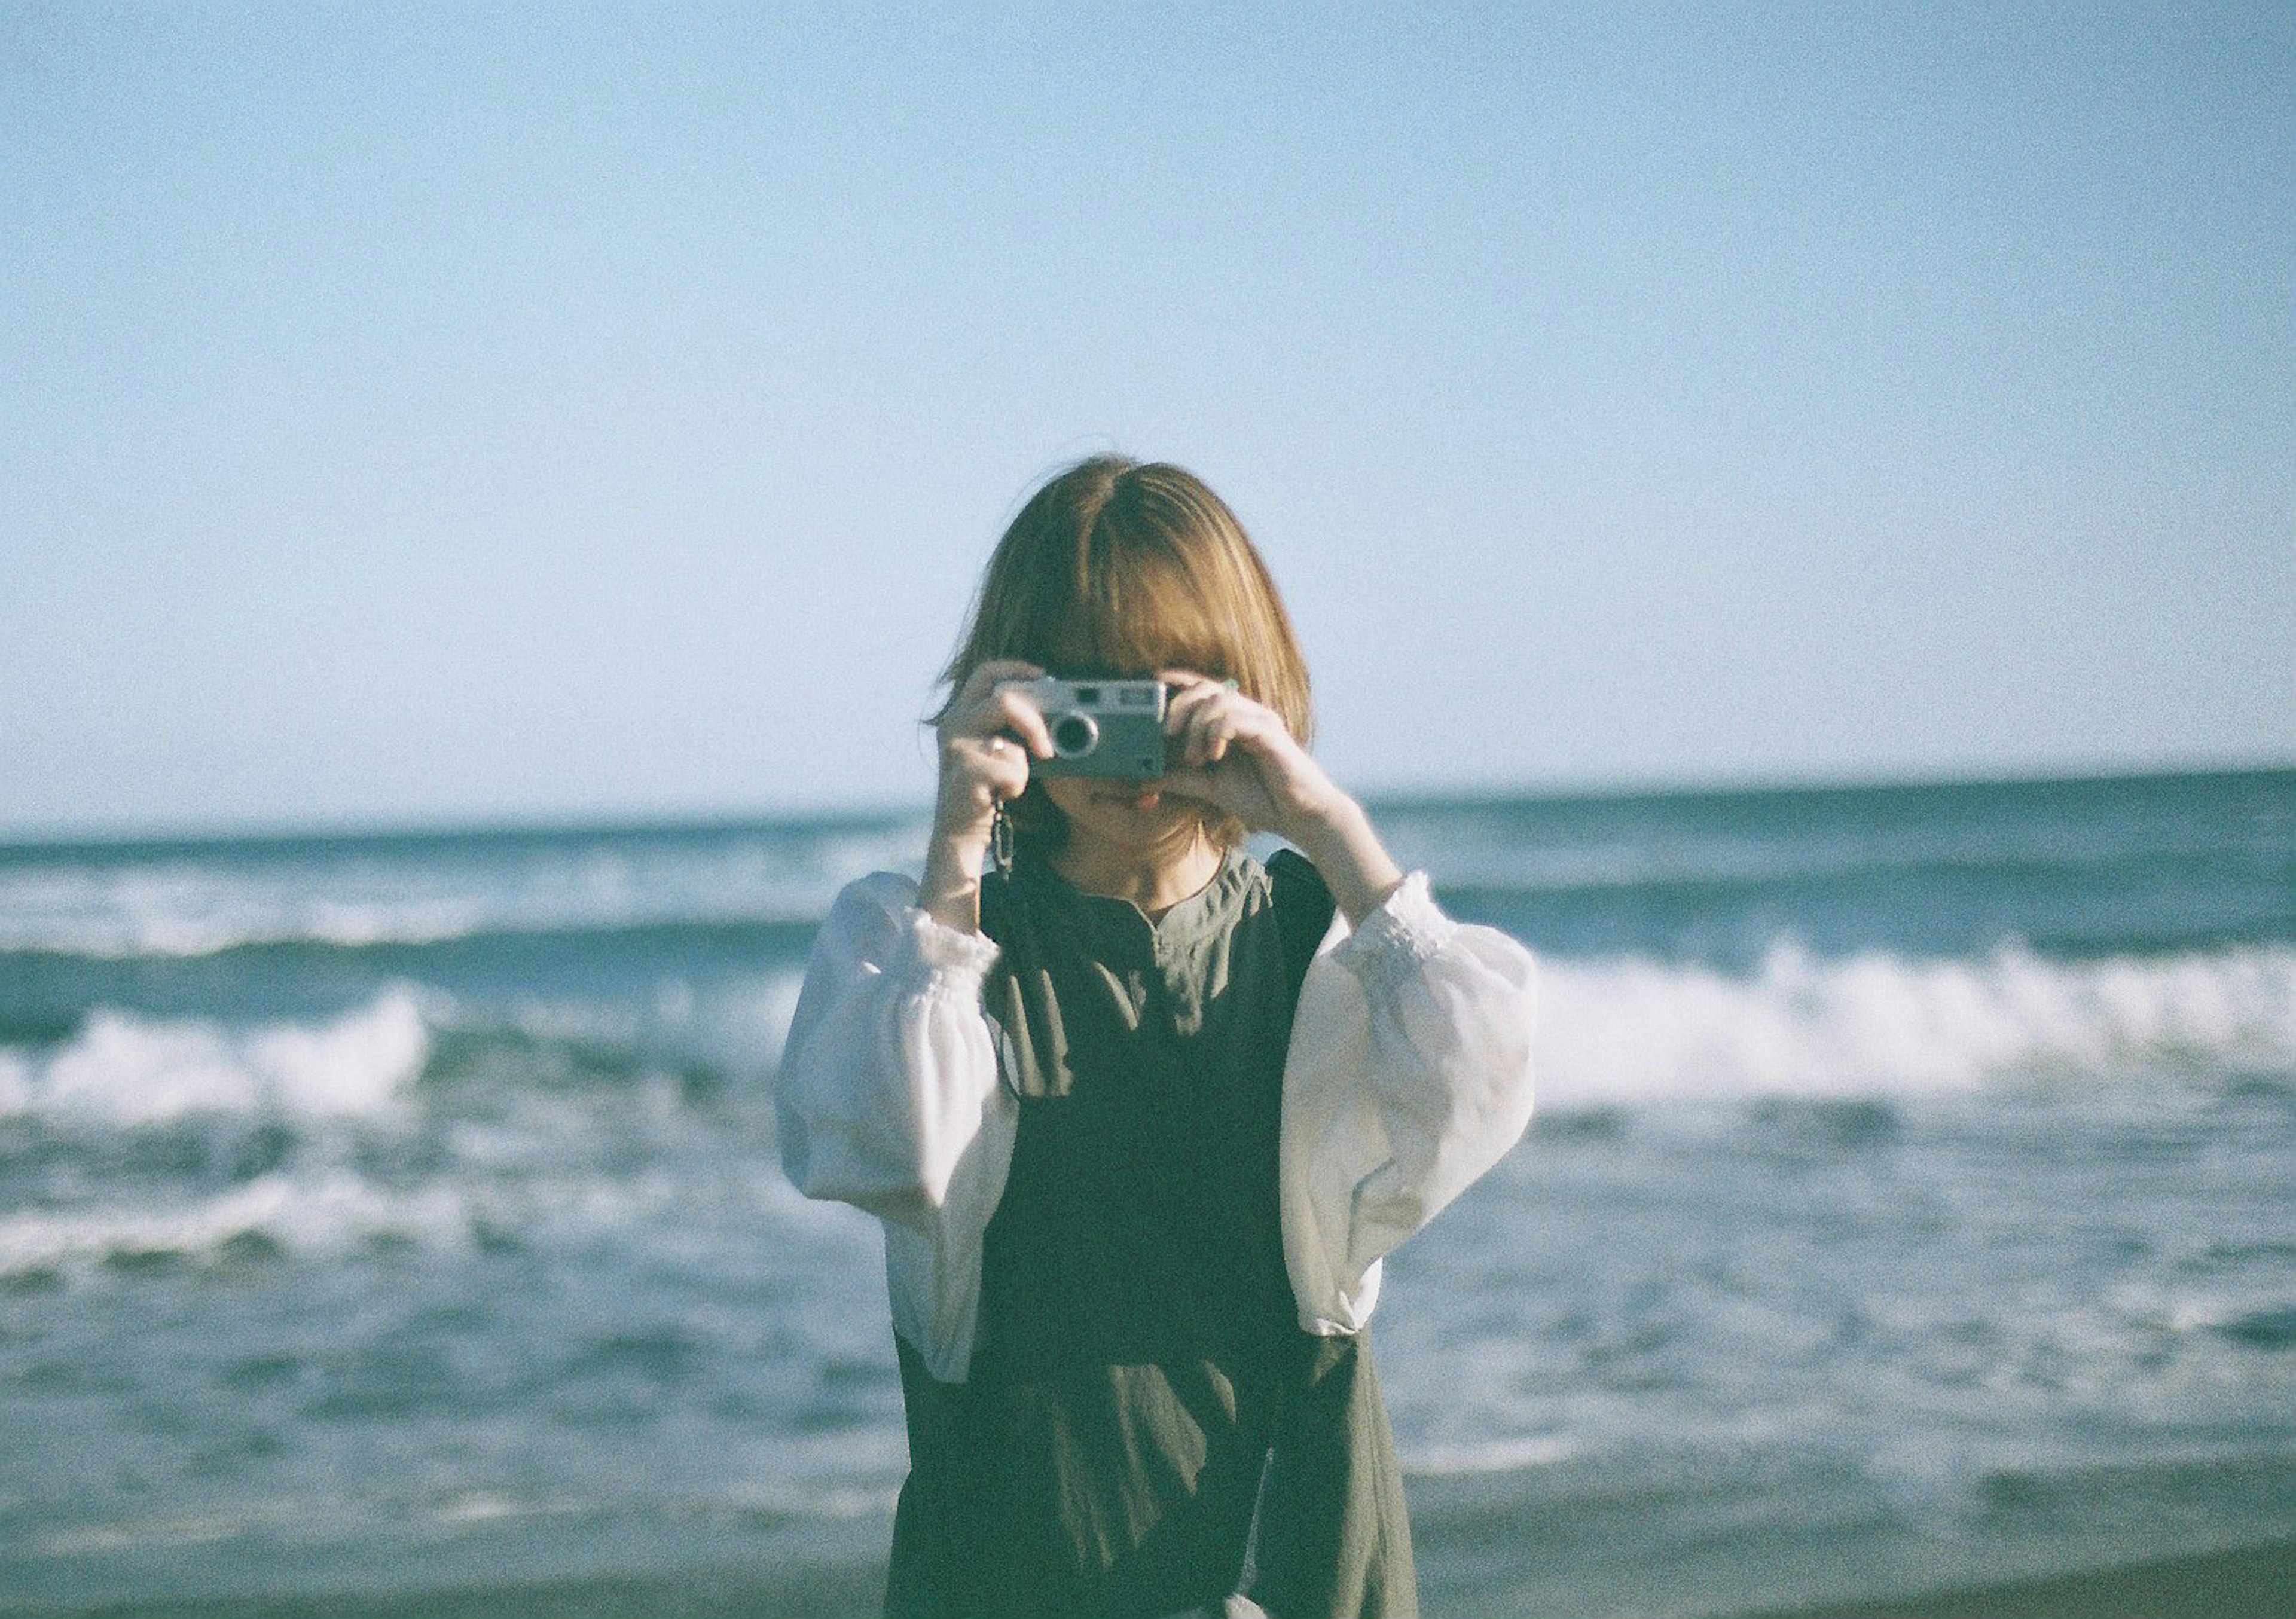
[1039,775,1204,861]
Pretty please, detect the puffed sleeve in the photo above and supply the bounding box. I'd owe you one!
[1278,872,1537,1336]
[777,872,1018,1380]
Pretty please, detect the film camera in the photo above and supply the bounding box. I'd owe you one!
[1018,677,1171,778]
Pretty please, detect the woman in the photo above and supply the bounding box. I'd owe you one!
[778,456,1537,1618]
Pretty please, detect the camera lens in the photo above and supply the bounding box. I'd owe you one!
[1051,713,1099,757]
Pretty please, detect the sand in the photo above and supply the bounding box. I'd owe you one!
[7,1538,2291,1619]
[1738,1539,2296,1619]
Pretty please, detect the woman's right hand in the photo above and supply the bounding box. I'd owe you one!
[920,659,1052,933]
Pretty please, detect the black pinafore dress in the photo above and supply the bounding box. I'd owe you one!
[884,847,1418,1619]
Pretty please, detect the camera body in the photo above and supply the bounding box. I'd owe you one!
[1019,677,1171,778]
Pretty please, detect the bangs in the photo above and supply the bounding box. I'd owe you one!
[1039,545,1244,683]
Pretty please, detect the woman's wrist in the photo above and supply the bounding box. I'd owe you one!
[919,828,985,935]
[919,773,997,934]
[1286,792,1404,926]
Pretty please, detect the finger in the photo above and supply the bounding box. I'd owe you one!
[1161,676,1228,738]
[981,688,1057,758]
[1159,669,1249,704]
[1155,668,1217,691]
[1207,695,1286,754]
[959,735,1031,800]
[1183,699,1223,767]
[1164,682,1278,768]
[945,663,1039,744]
[1204,706,1252,766]
[983,740,1030,801]
[960,659,1045,705]
[1176,688,1256,765]
[1197,710,1241,766]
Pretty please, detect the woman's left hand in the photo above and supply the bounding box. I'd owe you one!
[1156,670,1403,922]
[1155,671,1339,841]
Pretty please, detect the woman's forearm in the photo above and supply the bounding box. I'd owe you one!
[1287,793,1405,927]
[918,829,985,936]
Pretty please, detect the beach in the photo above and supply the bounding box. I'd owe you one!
[4,772,2290,1617]
[8,1536,2292,1618]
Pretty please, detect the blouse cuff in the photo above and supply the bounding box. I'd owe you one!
[900,904,1002,988]
[1332,870,1459,992]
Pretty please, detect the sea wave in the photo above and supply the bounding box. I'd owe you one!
[0,992,429,1126]
[6,945,2288,1138]
[1402,1432,1582,1477]
[0,827,923,960]
[0,975,808,1138]
[0,1171,476,1279]
[0,905,833,964]
[1534,942,2296,1108]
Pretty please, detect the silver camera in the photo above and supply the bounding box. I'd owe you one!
[1019,677,1171,778]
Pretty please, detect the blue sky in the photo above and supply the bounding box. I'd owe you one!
[3,1,2289,836]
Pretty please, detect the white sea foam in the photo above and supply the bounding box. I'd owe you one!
[7,991,429,1125]
[0,861,479,957]
[0,1171,475,1277]
[0,1047,32,1114]
[1533,942,2296,1108]
[1403,1433,1581,1476]
[471,967,805,1088]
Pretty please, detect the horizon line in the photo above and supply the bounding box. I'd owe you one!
[4,754,2289,853]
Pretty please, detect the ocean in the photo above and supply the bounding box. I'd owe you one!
[1,769,2290,1616]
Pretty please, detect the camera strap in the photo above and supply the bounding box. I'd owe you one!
[988,797,1014,884]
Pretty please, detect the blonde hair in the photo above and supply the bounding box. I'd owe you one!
[939,454,1313,850]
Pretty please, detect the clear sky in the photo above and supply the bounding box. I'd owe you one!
[4,1,2290,838]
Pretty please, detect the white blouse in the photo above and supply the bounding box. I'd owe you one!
[777,866,1538,1383]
